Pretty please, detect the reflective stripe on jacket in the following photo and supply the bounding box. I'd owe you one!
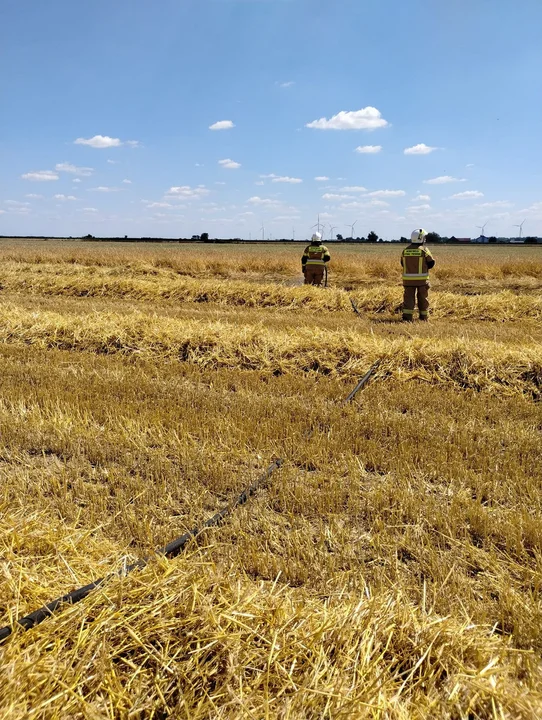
[302,244,331,266]
[401,244,434,286]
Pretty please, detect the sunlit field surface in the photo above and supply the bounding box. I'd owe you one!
[1,240,542,719]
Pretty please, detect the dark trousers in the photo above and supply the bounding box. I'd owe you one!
[402,285,429,320]
[304,266,325,286]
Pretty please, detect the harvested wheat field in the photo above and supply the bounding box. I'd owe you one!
[1,239,542,719]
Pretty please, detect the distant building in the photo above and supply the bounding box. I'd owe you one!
[457,238,471,243]
[472,235,489,244]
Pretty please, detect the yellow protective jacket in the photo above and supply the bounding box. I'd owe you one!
[401,244,435,286]
[302,243,331,267]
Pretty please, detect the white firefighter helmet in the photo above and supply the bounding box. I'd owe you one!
[411,228,427,244]
[311,232,322,243]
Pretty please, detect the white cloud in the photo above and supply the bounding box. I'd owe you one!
[450,191,484,199]
[368,199,390,207]
[260,174,302,183]
[476,200,511,208]
[322,193,355,201]
[355,145,382,154]
[74,135,122,148]
[340,186,367,193]
[79,207,98,213]
[72,178,82,183]
[89,186,120,192]
[247,196,280,206]
[25,194,43,199]
[273,215,301,221]
[366,189,406,197]
[215,181,226,185]
[408,204,432,211]
[413,194,431,201]
[55,162,93,176]
[319,212,333,219]
[74,136,139,149]
[147,202,172,208]
[255,181,265,186]
[54,194,77,201]
[122,179,132,184]
[306,106,389,131]
[209,120,235,131]
[107,159,119,164]
[166,185,210,199]
[466,163,475,168]
[314,176,329,181]
[404,143,437,155]
[424,176,467,184]
[273,176,302,184]
[278,81,295,88]
[21,170,59,181]
[218,158,241,169]
[5,200,30,206]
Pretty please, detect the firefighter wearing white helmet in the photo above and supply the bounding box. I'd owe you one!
[302,232,331,286]
[400,229,435,321]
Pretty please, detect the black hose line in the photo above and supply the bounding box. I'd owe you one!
[343,361,381,405]
[0,458,283,643]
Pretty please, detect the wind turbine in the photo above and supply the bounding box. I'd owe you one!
[260,222,265,241]
[476,222,488,237]
[312,213,325,235]
[513,219,526,239]
[347,220,358,239]
[329,225,337,241]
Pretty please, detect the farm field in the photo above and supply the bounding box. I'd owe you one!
[1,240,542,719]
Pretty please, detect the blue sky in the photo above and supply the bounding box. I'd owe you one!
[1,0,542,240]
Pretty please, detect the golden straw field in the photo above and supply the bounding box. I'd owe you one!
[1,239,542,719]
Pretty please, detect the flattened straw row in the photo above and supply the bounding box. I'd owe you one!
[2,266,542,319]
[0,304,540,396]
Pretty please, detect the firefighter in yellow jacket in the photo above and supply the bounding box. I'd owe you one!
[401,229,435,321]
[302,232,331,286]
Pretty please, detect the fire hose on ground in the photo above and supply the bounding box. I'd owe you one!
[0,361,381,643]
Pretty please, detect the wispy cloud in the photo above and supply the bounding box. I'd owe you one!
[122,179,132,184]
[277,81,295,88]
[340,186,367,193]
[366,189,406,197]
[218,158,241,169]
[306,106,389,131]
[450,190,484,199]
[166,185,210,199]
[408,204,432,211]
[404,143,437,155]
[21,170,59,181]
[55,162,93,176]
[322,193,355,201]
[261,174,302,184]
[314,176,329,181]
[413,194,431,201]
[209,120,235,131]
[247,196,280,206]
[74,135,140,149]
[355,145,382,154]
[476,200,511,208]
[54,194,78,201]
[424,176,467,184]
[89,186,121,192]
[25,194,43,199]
